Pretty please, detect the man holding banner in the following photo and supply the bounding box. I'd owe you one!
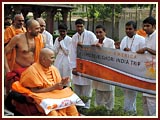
[136,16,156,116]
[92,25,115,110]
[70,18,98,109]
[120,21,145,114]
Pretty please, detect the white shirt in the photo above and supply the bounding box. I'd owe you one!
[120,34,145,52]
[143,30,156,97]
[53,35,72,77]
[70,29,98,85]
[102,37,115,48]
[92,37,115,91]
[42,30,54,49]
[145,31,156,51]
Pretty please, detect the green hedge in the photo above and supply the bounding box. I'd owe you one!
[77,105,136,116]
[52,30,76,42]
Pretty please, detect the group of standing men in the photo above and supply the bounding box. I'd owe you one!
[4,13,156,116]
[120,18,156,116]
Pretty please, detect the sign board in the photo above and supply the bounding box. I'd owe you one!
[76,45,156,95]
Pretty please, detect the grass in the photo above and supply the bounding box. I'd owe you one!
[89,86,143,116]
[72,82,143,116]
[114,86,143,116]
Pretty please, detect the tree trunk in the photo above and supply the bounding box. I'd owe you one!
[111,4,115,39]
[135,4,138,25]
[86,5,89,30]
[149,4,154,16]
[69,11,72,30]
[92,4,95,32]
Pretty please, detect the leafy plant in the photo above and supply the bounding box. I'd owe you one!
[77,87,142,116]
[78,105,136,116]
[79,95,91,103]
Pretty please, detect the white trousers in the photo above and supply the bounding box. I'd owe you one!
[73,84,92,109]
[95,89,114,110]
[143,96,156,116]
[123,88,137,112]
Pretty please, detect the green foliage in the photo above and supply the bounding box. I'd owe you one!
[52,30,76,41]
[86,4,123,21]
[113,36,120,42]
[67,30,76,37]
[79,95,91,103]
[114,87,143,116]
[52,34,59,41]
[71,4,152,22]
[82,86,143,116]
[121,4,150,8]
[78,105,136,116]
[72,12,86,18]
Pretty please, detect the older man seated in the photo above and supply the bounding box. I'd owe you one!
[12,48,83,116]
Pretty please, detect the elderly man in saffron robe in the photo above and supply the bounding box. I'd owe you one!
[12,48,79,116]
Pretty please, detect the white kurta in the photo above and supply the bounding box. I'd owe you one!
[70,29,98,85]
[120,34,145,52]
[92,37,115,91]
[142,31,156,116]
[145,31,156,51]
[42,30,54,49]
[120,34,145,112]
[92,37,115,110]
[53,35,72,81]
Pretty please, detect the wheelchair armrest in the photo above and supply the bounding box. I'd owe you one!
[7,91,34,103]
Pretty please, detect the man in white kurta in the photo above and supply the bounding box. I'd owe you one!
[42,30,54,49]
[120,21,145,114]
[92,25,115,110]
[53,23,72,86]
[70,19,98,109]
[36,18,54,49]
[136,16,156,116]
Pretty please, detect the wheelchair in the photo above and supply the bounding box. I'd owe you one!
[4,68,81,116]
[4,68,45,116]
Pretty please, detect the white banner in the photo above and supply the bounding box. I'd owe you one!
[76,45,156,94]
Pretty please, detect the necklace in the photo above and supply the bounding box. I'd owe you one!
[78,32,85,43]
[25,33,35,52]
[127,35,135,50]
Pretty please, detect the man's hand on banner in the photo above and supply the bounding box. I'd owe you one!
[72,68,79,76]
[77,42,83,47]
[136,48,146,54]
[124,47,131,51]
[95,43,102,47]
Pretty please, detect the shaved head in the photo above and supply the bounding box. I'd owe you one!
[39,48,55,68]
[14,13,24,21]
[26,19,40,29]
[13,13,24,28]
[36,18,45,24]
[40,48,54,59]
[36,18,46,33]
[25,19,40,37]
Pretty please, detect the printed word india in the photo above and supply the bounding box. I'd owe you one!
[116,58,140,66]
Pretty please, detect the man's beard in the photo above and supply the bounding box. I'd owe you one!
[31,32,39,37]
